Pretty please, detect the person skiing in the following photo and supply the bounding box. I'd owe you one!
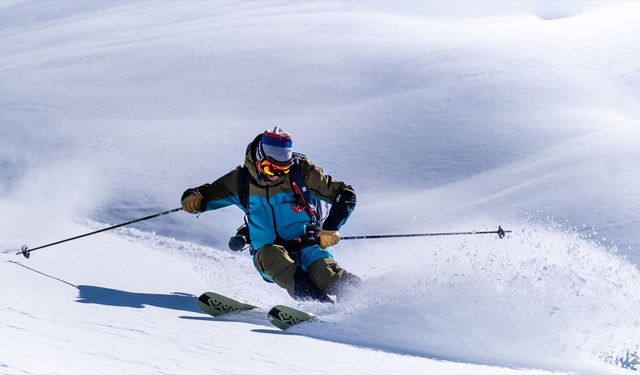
[181,127,360,302]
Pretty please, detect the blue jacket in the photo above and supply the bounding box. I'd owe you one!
[182,136,356,273]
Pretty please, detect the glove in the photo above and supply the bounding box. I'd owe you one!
[181,192,203,214]
[319,230,340,249]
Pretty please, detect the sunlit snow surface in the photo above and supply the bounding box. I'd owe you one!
[1,1,639,373]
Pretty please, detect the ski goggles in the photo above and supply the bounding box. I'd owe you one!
[259,158,292,177]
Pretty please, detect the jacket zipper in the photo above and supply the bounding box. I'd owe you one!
[265,185,281,239]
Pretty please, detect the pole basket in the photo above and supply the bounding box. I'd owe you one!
[20,245,30,259]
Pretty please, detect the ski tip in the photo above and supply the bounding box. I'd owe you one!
[268,305,316,331]
[197,293,212,305]
[196,292,257,318]
[197,292,257,308]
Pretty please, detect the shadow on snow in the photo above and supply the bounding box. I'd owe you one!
[7,260,531,370]
[76,285,201,314]
[7,260,201,314]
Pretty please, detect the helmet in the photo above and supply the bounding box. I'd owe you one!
[255,126,294,181]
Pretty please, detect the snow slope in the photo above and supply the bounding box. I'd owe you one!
[2,200,561,374]
[1,1,639,373]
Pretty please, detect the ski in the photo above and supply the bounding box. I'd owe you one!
[196,292,317,331]
[267,304,317,330]
[196,292,257,317]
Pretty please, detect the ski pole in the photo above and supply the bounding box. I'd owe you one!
[340,226,511,241]
[17,207,182,259]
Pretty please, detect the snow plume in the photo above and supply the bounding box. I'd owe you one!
[294,222,640,373]
[110,216,639,372]
[8,159,109,220]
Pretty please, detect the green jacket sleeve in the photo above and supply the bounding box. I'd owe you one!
[302,159,356,231]
[181,168,240,212]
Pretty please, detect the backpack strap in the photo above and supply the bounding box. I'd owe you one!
[237,154,318,220]
[289,154,318,221]
[236,165,250,214]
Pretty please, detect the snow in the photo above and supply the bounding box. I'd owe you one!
[2,1,639,373]
[1,202,556,374]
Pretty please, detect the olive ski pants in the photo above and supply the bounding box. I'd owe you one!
[253,244,359,299]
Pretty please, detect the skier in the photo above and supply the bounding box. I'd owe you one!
[181,127,360,302]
